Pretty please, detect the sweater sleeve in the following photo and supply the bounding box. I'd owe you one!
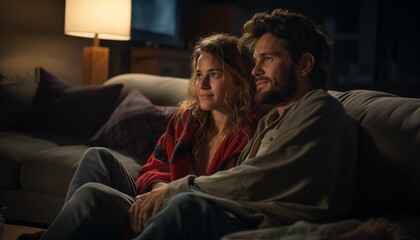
[136,113,179,194]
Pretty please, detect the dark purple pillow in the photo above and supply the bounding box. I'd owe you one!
[23,68,122,138]
[88,89,175,160]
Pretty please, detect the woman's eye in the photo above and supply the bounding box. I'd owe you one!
[211,72,221,78]
[196,73,202,79]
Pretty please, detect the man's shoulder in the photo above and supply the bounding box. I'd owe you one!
[301,89,347,112]
[294,89,355,125]
[256,89,354,127]
[303,89,338,103]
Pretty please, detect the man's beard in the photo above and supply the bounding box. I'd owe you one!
[256,68,298,105]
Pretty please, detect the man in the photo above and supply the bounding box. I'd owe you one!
[131,8,357,240]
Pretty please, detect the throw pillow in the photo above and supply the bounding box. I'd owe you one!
[0,69,39,130]
[23,68,123,139]
[88,89,176,160]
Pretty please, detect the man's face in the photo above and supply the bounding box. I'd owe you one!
[252,33,297,105]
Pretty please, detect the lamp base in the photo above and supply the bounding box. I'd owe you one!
[82,46,109,85]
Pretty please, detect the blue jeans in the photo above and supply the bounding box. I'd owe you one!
[40,147,137,240]
[133,192,253,240]
[40,147,252,240]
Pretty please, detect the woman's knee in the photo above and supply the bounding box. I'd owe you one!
[82,147,112,162]
[85,147,109,155]
[71,183,108,204]
[67,183,130,221]
[72,183,118,207]
[78,147,117,171]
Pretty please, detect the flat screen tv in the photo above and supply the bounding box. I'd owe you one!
[130,0,180,48]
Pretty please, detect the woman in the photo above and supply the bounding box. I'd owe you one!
[19,33,261,240]
[129,33,262,234]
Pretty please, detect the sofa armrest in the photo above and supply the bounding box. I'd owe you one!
[329,89,420,211]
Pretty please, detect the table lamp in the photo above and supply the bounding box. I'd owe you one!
[65,0,131,85]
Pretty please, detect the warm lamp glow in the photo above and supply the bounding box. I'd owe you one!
[65,0,131,41]
[64,0,131,85]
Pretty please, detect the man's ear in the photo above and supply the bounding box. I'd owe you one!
[297,53,314,77]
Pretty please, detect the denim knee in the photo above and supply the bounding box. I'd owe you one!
[70,182,133,217]
[83,147,108,155]
[163,192,216,216]
[70,182,108,208]
[167,192,206,206]
[138,192,250,240]
[82,147,112,162]
[59,182,132,240]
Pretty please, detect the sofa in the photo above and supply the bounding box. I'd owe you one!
[1,68,419,237]
[0,68,188,225]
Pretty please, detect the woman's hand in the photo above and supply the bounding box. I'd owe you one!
[129,182,168,234]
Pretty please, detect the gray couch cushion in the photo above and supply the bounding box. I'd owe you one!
[20,145,91,197]
[20,145,142,198]
[329,90,420,209]
[0,132,58,189]
[105,73,188,106]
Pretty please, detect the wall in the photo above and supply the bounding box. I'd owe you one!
[196,0,420,97]
[1,0,419,96]
[0,0,126,85]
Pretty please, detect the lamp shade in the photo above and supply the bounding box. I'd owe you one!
[65,0,131,41]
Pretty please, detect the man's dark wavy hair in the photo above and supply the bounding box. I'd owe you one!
[238,9,334,89]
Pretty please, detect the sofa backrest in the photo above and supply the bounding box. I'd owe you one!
[104,73,189,106]
[329,90,420,212]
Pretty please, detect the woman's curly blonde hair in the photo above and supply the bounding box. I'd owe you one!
[179,33,257,162]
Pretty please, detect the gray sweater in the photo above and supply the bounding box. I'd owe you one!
[165,89,358,228]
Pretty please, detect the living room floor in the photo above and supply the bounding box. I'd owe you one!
[3,224,45,240]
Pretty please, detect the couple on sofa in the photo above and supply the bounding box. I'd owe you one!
[19,8,409,240]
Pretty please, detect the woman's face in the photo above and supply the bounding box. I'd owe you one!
[195,52,239,113]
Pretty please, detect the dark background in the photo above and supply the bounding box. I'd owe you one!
[177,0,420,97]
[1,0,419,97]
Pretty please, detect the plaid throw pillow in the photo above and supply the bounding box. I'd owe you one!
[89,89,175,161]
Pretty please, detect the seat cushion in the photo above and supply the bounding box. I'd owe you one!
[0,132,58,189]
[20,145,142,198]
